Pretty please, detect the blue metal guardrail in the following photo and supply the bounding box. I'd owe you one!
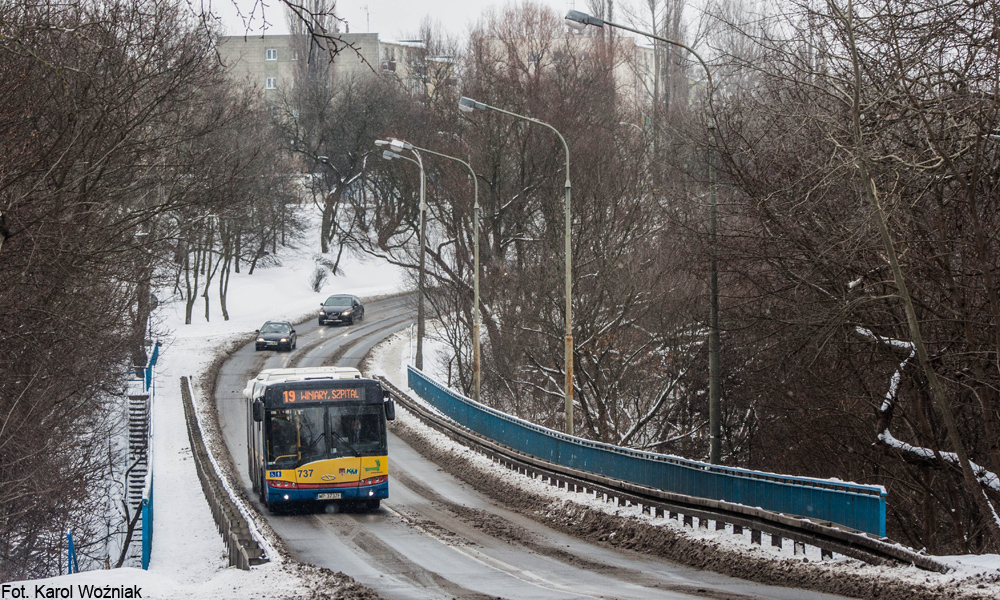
[408,366,887,536]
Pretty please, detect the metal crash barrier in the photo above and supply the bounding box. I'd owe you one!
[407,366,886,536]
[181,377,267,569]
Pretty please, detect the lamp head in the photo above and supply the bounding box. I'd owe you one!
[374,140,389,147]
[458,96,484,113]
[382,150,401,160]
[389,138,411,152]
[565,10,604,31]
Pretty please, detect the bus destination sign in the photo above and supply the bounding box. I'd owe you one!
[282,388,361,403]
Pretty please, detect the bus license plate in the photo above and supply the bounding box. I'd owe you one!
[317,493,341,500]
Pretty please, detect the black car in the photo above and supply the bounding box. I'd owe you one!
[319,294,364,326]
[255,321,297,351]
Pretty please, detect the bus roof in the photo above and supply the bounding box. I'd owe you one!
[243,366,363,400]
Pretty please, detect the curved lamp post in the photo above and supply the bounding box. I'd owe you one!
[565,10,722,463]
[379,138,483,404]
[459,96,575,436]
[376,140,427,371]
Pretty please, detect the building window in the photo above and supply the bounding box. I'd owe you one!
[265,77,277,90]
[266,48,277,60]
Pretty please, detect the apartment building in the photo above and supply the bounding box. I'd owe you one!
[217,32,662,126]
[217,34,436,96]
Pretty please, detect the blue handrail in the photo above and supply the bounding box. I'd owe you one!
[145,341,160,391]
[407,366,886,536]
[140,340,158,569]
[141,475,153,570]
[66,531,79,574]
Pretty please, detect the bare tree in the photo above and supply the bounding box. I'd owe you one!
[344,2,711,452]
[0,0,300,576]
[706,0,1000,551]
[274,36,409,260]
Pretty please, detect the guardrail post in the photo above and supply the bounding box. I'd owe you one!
[715,520,726,531]
[821,548,833,560]
[794,541,806,555]
[751,529,761,545]
[683,515,693,527]
[771,534,782,549]
[732,524,743,535]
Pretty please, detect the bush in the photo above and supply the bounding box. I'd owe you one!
[310,266,328,292]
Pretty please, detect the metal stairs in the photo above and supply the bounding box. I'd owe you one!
[126,380,150,563]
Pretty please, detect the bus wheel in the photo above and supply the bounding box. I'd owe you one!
[366,499,381,511]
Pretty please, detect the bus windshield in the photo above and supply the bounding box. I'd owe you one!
[266,404,386,468]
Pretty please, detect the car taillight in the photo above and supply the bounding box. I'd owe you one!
[360,475,388,486]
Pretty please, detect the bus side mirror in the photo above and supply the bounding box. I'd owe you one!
[383,390,396,421]
[253,400,264,422]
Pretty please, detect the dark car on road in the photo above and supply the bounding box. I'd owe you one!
[255,321,297,351]
[319,294,364,326]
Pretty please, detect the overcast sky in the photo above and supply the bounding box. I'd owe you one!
[212,0,581,40]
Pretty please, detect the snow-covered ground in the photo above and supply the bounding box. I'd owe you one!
[5,214,999,598]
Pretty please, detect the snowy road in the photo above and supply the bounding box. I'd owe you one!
[213,294,848,600]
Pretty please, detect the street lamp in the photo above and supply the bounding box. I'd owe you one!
[458,96,575,436]
[565,10,722,464]
[379,138,483,404]
[376,139,427,371]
